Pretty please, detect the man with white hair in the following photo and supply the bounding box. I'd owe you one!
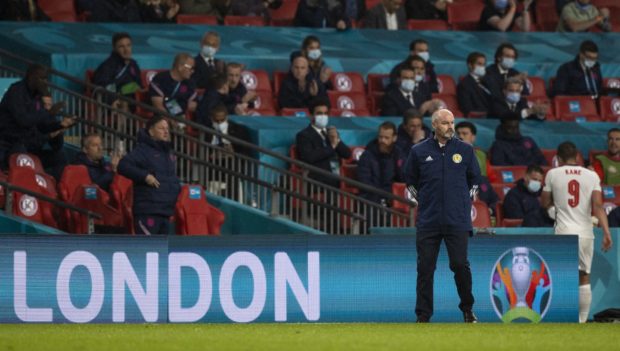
[404,109,481,323]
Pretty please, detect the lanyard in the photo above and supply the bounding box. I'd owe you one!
[170,82,181,98]
[584,69,598,97]
[115,64,129,80]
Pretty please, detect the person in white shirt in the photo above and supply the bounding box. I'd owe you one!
[541,141,613,323]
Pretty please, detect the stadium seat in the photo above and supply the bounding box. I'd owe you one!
[39,0,78,22]
[7,167,59,229]
[8,153,57,196]
[176,14,218,25]
[365,0,382,11]
[330,72,365,93]
[110,174,134,234]
[535,2,559,31]
[490,166,527,184]
[599,96,620,122]
[340,164,359,194]
[491,183,515,202]
[328,91,368,110]
[367,73,391,95]
[280,108,310,117]
[141,69,166,89]
[471,200,491,228]
[407,19,449,30]
[273,71,287,96]
[224,16,265,26]
[391,182,415,220]
[329,108,371,117]
[554,96,600,122]
[432,93,463,117]
[601,185,620,205]
[270,0,299,26]
[175,185,225,235]
[541,149,585,167]
[501,218,524,227]
[525,76,548,99]
[241,70,272,93]
[436,75,456,95]
[603,77,620,90]
[447,1,485,30]
[251,90,276,110]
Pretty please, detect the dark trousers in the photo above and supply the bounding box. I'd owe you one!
[415,229,474,319]
[134,214,171,235]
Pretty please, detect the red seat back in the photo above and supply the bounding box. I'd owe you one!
[525,76,547,99]
[175,185,225,235]
[9,153,44,172]
[535,2,559,31]
[490,166,528,184]
[447,1,485,30]
[340,164,359,194]
[407,19,449,30]
[38,0,77,22]
[176,14,218,25]
[273,71,288,97]
[329,108,371,117]
[7,167,58,228]
[436,75,456,95]
[141,69,167,89]
[110,174,134,234]
[603,77,620,90]
[471,200,491,228]
[599,96,620,122]
[491,183,515,202]
[328,91,368,110]
[330,72,365,93]
[270,0,299,26]
[224,16,265,26]
[554,96,600,122]
[432,93,463,117]
[70,185,124,234]
[367,73,390,95]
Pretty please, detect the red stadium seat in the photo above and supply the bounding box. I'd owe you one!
[9,153,44,172]
[554,96,600,122]
[432,93,463,117]
[176,14,218,25]
[501,218,524,227]
[491,183,515,202]
[248,107,278,116]
[224,16,265,26]
[436,75,456,95]
[541,149,585,167]
[7,167,59,229]
[251,90,275,110]
[603,77,620,90]
[0,171,6,209]
[270,0,299,26]
[273,71,288,97]
[141,69,166,89]
[369,92,384,116]
[329,108,371,117]
[330,72,365,93]
[367,73,391,95]
[110,174,134,234]
[241,70,272,93]
[471,200,491,228]
[525,76,547,99]
[447,1,485,30]
[175,185,225,235]
[328,91,368,110]
[601,185,620,205]
[490,166,527,184]
[589,149,606,164]
[599,96,620,122]
[391,182,415,218]
[39,0,78,22]
[407,19,449,30]
[535,2,559,31]
[280,108,310,117]
[340,164,359,194]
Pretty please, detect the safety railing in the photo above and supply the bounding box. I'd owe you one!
[0,49,417,234]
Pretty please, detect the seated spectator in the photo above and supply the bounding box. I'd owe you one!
[295,97,351,189]
[503,165,554,227]
[206,104,250,154]
[231,0,282,20]
[362,0,406,30]
[278,56,327,110]
[139,0,180,23]
[118,116,181,235]
[195,75,229,126]
[608,206,620,227]
[488,77,548,120]
[591,128,620,185]
[457,52,492,117]
[395,108,430,160]
[483,43,529,100]
[381,61,441,117]
[192,31,226,90]
[489,114,547,166]
[479,0,532,32]
[73,133,120,192]
[456,121,496,182]
[0,64,76,176]
[149,53,197,117]
[357,121,404,204]
[0,0,50,21]
[89,0,142,22]
[294,0,356,29]
[290,36,333,91]
[552,40,602,98]
[92,32,142,103]
[557,0,611,32]
[224,62,257,116]
[389,39,438,93]
[405,0,448,20]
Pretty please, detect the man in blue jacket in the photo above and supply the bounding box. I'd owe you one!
[404,108,481,323]
[73,133,120,192]
[490,114,547,166]
[503,165,554,227]
[92,32,142,102]
[118,116,181,235]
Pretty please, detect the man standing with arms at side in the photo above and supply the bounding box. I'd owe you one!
[404,109,480,323]
[541,141,612,323]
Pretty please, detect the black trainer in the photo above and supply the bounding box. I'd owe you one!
[416,315,430,323]
[463,310,478,323]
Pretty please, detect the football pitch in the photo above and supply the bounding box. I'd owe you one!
[1,323,619,351]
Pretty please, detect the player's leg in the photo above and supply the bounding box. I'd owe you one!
[578,237,594,323]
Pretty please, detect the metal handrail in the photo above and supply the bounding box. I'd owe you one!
[0,181,102,234]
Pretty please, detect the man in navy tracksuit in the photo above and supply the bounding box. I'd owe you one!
[118,116,181,235]
[404,109,481,323]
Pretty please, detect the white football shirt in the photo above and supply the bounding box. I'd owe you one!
[543,165,601,238]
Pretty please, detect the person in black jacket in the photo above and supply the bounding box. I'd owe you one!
[117,116,181,235]
[278,56,327,110]
[552,40,603,98]
[149,53,197,117]
[290,36,333,92]
[89,0,142,22]
[224,62,257,116]
[503,165,554,227]
[139,0,180,22]
[195,75,229,126]
[73,133,119,192]
[457,52,492,117]
[488,77,548,120]
[192,31,226,90]
[405,0,448,20]
[404,108,480,323]
[395,108,430,162]
[363,0,407,29]
[294,0,359,29]
[489,114,547,166]
[382,61,441,117]
[483,43,529,100]
[389,39,439,93]
[478,0,532,32]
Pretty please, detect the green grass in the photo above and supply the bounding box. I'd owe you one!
[1,324,619,351]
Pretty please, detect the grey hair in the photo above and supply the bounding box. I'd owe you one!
[201,31,220,42]
[504,76,524,89]
[431,109,454,124]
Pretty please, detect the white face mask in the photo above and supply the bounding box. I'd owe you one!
[506,92,521,104]
[202,45,217,58]
[501,57,515,70]
[307,49,322,61]
[314,114,329,129]
[527,179,541,193]
[401,79,415,92]
[414,74,424,83]
[473,65,486,78]
[215,121,228,133]
[584,59,596,69]
[417,51,430,62]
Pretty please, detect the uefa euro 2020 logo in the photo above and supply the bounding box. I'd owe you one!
[490,247,552,323]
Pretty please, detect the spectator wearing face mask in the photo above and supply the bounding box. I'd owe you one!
[290,36,333,91]
[489,114,547,166]
[195,75,230,127]
[557,0,611,32]
[381,60,442,117]
[503,165,554,227]
[457,52,492,117]
[483,42,529,100]
[552,40,603,98]
[278,56,327,109]
[192,31,226,90]
[389,39,438,93]
[479,0,532,32]
[489,77,549,120]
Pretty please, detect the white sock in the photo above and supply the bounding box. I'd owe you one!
[579,284,592,323]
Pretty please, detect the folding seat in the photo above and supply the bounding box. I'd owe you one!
[38,0,78,22]
[432,93,463,117]
[328,91,368,111]
[599,96,620,122]
[329,108,371,117]
[391,182,417,227]
[490,165,527,184]
[365,0,382,10]
[176,14,218,25]
[447,1,485,30]
[601,185,620,206]
[525,76,548,99]
[270,0,299,26]
[110,174,134,234]
[554,96,600,122]
[491,183,515,202]
[436,75,456,95]
[407,19,449,30]
[7,167,59,229]
[224,16,265,26]
[535,2,559,31]
[471,200,491,227]
[8,153,57,196]
[330,72,365,93]
[241,70,272,93]
[367,73,391,95]
[175,185,225,235]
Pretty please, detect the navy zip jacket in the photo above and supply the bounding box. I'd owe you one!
[404,136,481,232]
[489,125,547,166]
[503,179,553,227]
[552,56,603,97]
[357,139,404,203]
[72,152,115,192]
[92,52,142,94]
[117,129,181,217]
[395,123,431,163]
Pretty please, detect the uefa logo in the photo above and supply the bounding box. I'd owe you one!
[490,247,552,323]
